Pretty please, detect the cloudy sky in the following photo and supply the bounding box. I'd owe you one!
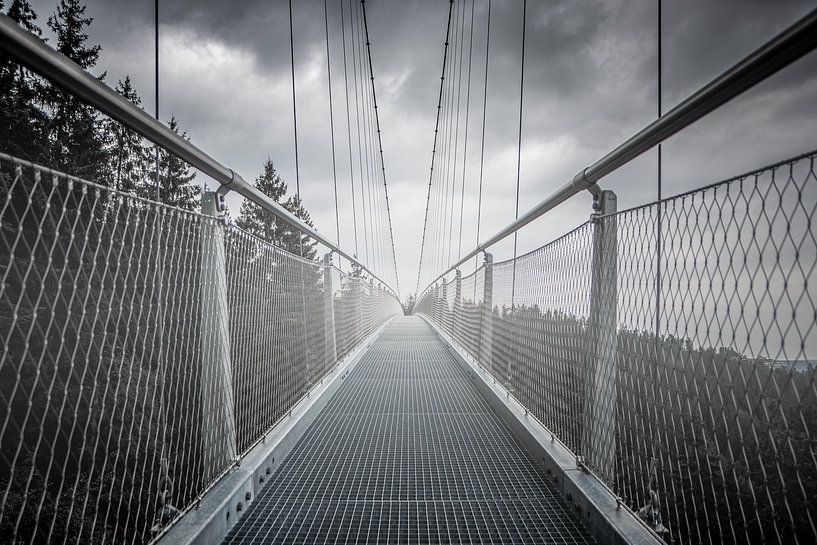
[27,0,817,300]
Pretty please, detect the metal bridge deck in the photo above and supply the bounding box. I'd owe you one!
[222,316,593,544]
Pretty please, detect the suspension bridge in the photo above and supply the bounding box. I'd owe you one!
[1,2,816,544]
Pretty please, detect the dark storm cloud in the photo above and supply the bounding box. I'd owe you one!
[25,0,817,294]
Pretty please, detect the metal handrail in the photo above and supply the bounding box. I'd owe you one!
[420,6,817,297]
[0,14,399,298]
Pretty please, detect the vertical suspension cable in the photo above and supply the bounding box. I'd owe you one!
[416,0,454,297]
[651,0,664,504]
[439,0,459,276]
[447,0,466,266]
[360,0,400,298]
[340,0,359,258]
[656,0,663,338]
[359,0,376,275]
[349,0,369,266]
[434,62,451,281]
[153,0,170,527]
[474,0,491,297]
[437,13,456,284]
[154,0,160,201]
[361,51,383,281]
[324,0,341,246]
[510,0,526,309]
[288,0,308,386]
[435,8,452,280]
[457,0,476,261]
[431,44,447,281]
[355,2,375,273]
[363,2,383,283]
[362,72,380,276]
[288,0,301,211]
[440,0,456,270]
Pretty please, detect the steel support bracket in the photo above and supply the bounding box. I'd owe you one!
[215,169,236,198]
[591,189,616,218]
[573,168,601,196]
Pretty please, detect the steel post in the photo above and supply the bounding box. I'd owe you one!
[323,253,338,368]
[454,269,462,309]
[454,269,462,341]
[479,253,494,371]
[582,190,618,480]
[200,192,237,478]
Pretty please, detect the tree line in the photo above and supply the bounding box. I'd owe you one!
[0,2,329,542]
[422,294,817,545]
[0,0,317,259]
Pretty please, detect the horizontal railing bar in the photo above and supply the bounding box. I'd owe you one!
[421,6,817,297]
[0,14,398,298]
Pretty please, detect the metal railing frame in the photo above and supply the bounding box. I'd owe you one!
[419,6,817,298]
[0,14,398,298]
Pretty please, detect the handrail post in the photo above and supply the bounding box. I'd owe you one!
[432,283,439,322]
[323,253,338,368]
[479,252,494,371]
[440,280,449,334]
[582,190,618,480]
[200,192,237,478]
[454,269,462,308]
[352,276,362,345]
[454,269,462,342]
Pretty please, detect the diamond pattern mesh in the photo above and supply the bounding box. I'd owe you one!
[416,150,817,545]
[0,154,402,544]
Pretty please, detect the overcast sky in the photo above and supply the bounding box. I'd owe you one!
[27,0,817,300]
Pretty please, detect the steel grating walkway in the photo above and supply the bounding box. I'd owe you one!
[223,316,593,544]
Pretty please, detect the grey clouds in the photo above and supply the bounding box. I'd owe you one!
[27,0,817,296]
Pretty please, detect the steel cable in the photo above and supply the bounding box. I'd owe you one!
[416,0,455,297]
[339,0,360,259]
[323,0,341,246]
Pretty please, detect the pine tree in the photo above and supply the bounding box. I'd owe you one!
[103,76,150,194]
[155,116,199,210]
[7,0,37,32]
[282,194,318,260]
[0,0,49,164]
[46,0,108,182]
[235,158,289,241]
[234,159,317,259]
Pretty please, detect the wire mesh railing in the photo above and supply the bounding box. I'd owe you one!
[415,149,817,545]
[0,153,402,544]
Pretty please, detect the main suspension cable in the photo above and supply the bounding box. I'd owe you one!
[360,1,400,296]
[416,0,455,297]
